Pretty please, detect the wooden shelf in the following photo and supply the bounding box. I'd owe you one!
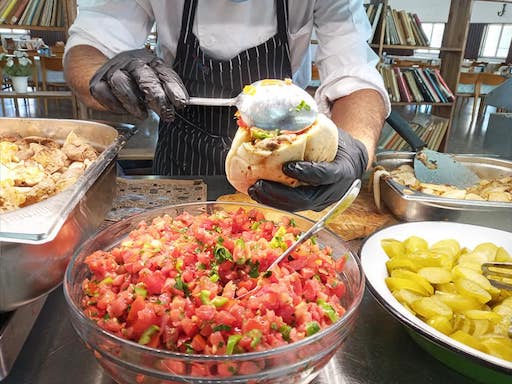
[369,0,472,152]
[391,102,453,106]
[371,43,462,52]
[0,24,66,31]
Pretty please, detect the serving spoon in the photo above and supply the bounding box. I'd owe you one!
[187,79,318,132]
[236,179,362,299]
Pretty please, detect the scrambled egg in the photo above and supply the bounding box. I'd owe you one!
[0,132,98,213]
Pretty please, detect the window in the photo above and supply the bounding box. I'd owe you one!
[0,28,30,51]
[480,24,512,58]
[416,22,445,55]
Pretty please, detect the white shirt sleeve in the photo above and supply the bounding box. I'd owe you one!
[65,0,154,59]
[312,0,390,117]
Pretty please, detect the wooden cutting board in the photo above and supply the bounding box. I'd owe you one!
[216,187,396,241]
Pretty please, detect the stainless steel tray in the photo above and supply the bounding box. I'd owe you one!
[0,118,133,312]
[375,152,512,231]
[0,118,129,243]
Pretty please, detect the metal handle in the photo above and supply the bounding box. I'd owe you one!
[386,110,426,152]
[265,179,362,271]
[187,96,238,107]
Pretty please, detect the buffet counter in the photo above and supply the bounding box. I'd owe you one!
[2,176,471,384]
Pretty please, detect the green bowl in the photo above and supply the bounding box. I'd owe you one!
[360,222,512,384]
[406,328,511,384]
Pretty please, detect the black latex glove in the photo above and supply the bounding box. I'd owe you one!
[248,130,368,212]
[89,48,188,121]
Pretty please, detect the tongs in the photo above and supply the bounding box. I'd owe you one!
[481,262,512,291]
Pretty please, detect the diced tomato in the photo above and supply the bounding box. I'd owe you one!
[191,334,206,352]
[79,207,348,355]
[127,295,145,324]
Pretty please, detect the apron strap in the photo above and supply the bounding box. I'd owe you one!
[177,0,198,45]
[276,0,289,42]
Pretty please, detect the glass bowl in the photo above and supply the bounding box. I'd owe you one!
[64,202,364,384]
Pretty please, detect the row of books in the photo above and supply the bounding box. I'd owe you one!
[378,113,449,152]
[366,2,429,47]
[0,0,64,27]
[379,65,455,104]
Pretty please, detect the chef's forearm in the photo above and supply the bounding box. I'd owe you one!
[64,45,109,111]
[330,89,387,167]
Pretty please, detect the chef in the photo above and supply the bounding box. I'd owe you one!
[63,0,389,211]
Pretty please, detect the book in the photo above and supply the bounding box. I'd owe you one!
[367,6,430,47]
[39,0,52,25]
[29,0,45,25]
[416,68,441,103]
[4,0,22,23]
[413,14,430,46]
[398,10,415,45]
[17,0,34,24]
[20,0,39,25]
[9,0,29,24]
[50,0,58,26]
[412,68,435,102]
[403,70,423,102]
[0,0,18,23]
[423,69,447,103]
[0,0,12,16]
[408,13,425,46]
[433,68,455,100]
[368,2,383,44]
[394,9,408,45]
[393,67,412,103]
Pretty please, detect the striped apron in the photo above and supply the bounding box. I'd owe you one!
[153,0,292,176]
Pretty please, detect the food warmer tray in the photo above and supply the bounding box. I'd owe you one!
[375,152,512,231]
[0,118,134,312]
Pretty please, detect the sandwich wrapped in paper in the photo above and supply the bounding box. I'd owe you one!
[226,79,338,194]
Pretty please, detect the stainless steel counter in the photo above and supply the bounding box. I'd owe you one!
[2,176,473,384]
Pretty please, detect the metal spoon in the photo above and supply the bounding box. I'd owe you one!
[187,79,318,132]
[237,179,362,299]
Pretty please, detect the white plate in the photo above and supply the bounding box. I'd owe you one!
[360,221,512,374]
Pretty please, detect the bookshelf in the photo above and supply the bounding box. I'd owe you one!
[0,0,77,36]
[369,0,473,152]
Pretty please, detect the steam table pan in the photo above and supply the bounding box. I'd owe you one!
[0,118,133,312]
[374,152,512,231]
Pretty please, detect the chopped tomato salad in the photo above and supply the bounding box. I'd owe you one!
[81,208,347,355]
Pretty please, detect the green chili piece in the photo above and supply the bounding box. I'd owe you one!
[199,290,211,305]
[305,321,320,336]
[250,222,261,230]
[214,244,233,263]
[213,324,232,332]
[248,261,260,278]
[134,285,147,298]
[317,299,339,323]
[100,276,113,285]
[295,100,311,111]
[279,325,292,341]
[138,325,160,345]
[211,296,228,308]
[247,329,262,348]
[270,226,288,250]
[226,334,242,355]
[175,276,190,296]
[176,258,184,272]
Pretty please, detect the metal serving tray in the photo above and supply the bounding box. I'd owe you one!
[0,118,133,312]
[375,152,512,231]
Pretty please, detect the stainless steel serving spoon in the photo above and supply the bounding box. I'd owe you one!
[237,179,362,299]
[187,79,318,132]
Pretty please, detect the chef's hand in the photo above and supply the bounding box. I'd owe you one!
[89,48,188,121]
[248,130,368,211]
